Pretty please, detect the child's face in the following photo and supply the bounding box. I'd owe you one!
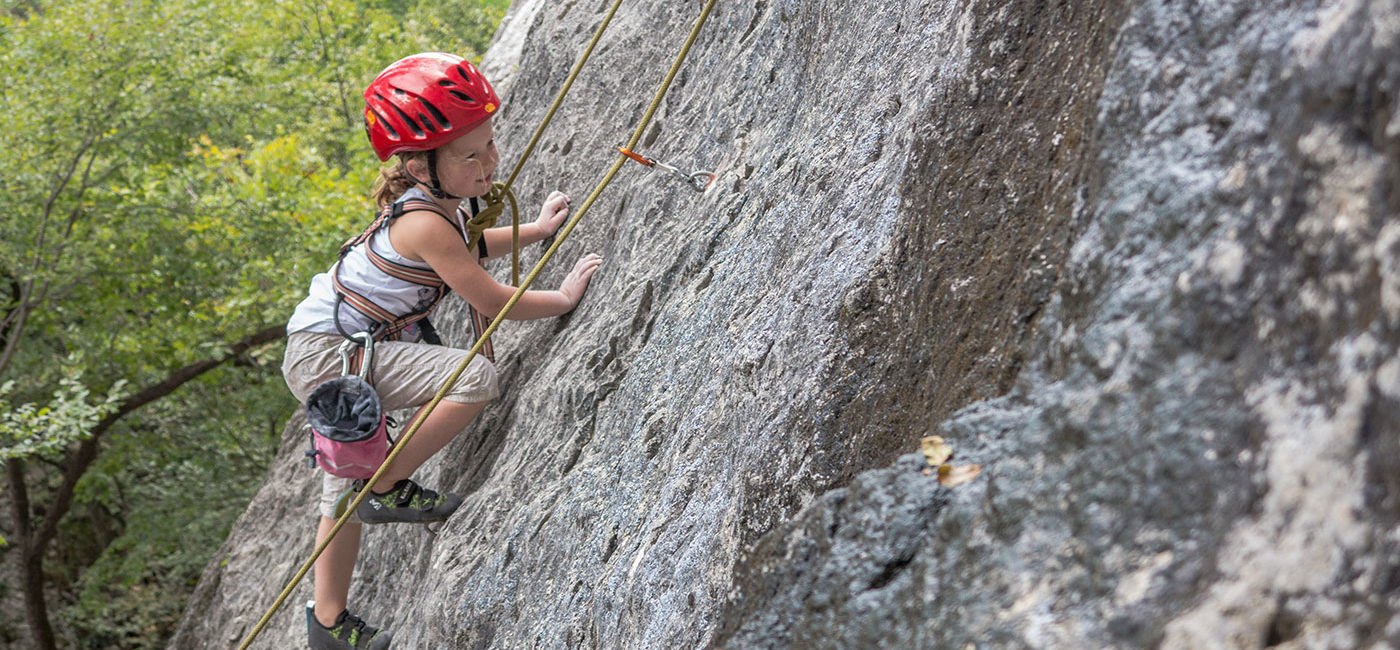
[432,119,499,199]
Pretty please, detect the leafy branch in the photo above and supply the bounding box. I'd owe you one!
[0,374,129,461]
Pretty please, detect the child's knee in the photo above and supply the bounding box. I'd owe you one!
[460,356,500,402]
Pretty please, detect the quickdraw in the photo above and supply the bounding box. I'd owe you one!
[616,146,716,192]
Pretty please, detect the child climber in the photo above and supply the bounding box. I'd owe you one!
[281,52,602,650]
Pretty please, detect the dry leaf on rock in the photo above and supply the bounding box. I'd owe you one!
[937,464,982,487]
[919,435,981,487]
[921,435,953,466]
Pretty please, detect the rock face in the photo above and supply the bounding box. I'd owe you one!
[172,0,1400,647]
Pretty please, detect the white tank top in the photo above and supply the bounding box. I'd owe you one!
[286,188,473,341]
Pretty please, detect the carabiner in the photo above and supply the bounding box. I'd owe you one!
[338,331,376,380]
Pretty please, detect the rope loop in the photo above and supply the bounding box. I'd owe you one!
[464,182,517,248]
[466,182,522,284]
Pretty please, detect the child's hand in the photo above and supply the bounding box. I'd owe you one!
[559,253,603,308]
[536,191,572,238]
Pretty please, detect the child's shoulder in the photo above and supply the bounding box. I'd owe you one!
[390,207,465,257]
[393,207,457,236]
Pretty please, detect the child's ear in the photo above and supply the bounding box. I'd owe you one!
[403,156,428,181]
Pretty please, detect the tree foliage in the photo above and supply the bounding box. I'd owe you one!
[0,371,126,461]
[0,0,507,645]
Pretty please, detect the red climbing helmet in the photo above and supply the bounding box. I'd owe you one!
[363,53,500,161]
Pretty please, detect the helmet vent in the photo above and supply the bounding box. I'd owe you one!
[368,107,399,141]
[437,79,458,87]
[416,97,451,130]
[448,90,475,104]
[388,103,425,137]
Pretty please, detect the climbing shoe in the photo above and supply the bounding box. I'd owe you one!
[306,605,392,650]
[355,478,462,524]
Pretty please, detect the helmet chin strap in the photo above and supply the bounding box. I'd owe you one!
[405,150,461,200]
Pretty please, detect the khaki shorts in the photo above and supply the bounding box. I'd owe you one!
[282,330,500,519]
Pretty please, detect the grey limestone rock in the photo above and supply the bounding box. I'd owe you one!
[171,0,1400,647]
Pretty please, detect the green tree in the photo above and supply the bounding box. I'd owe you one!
[0,0,506,646]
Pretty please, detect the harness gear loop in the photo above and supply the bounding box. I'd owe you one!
[616,145,716,192]
[238,0,716,645]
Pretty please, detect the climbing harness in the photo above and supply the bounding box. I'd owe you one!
[617,146,716,192]
[238,0,718,645]
[331,195,498,360]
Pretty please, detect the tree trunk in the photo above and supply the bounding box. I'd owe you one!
[0,280,31,380]
[6,458,57,650]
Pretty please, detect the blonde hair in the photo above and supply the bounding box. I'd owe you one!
[371,151,430,207]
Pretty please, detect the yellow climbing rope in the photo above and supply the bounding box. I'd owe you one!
[484,0,626,285]
[236,0,717,646]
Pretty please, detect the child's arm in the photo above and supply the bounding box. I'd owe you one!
[479,191,572,260]
[394,208,601,320]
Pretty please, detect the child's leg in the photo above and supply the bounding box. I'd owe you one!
[365,339,499,492]
[313,516,362,626]
[370,399,487,492]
